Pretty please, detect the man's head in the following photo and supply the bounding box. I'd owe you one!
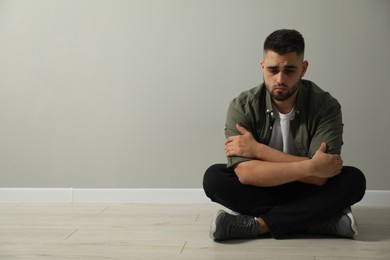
[263,29,305,57]
[261,29,308,108]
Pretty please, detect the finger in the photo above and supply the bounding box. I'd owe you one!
[335,155,343,163]
[236,124,249,135]
[225,137,234,145]
[225,143,232,151]
[226,148,233,156]
[318,142,327,153]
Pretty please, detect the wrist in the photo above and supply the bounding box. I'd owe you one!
[255,143,264,159]
[302,159,314,177]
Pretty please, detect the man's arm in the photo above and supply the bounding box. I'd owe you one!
[225,124,304,162]
[225,124,342,187]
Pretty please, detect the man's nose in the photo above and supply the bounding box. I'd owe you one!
[275,72,285,84]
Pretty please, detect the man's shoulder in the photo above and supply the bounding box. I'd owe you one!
[300,79,340,109]
[301,80,339,101]
[301,79,324,93]
[231,84,265,106]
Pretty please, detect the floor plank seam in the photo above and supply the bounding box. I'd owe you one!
[194,214,200,222]
[65,229,79,240]
[98,206,110,214]
[180,241,187,254]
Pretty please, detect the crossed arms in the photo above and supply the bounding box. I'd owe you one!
[225,124,344,187]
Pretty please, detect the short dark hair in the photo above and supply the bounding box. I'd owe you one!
[263,29,305,56]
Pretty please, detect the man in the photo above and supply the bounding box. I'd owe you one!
[203,29,366,241]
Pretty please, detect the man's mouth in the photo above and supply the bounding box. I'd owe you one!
[274,83,287,90]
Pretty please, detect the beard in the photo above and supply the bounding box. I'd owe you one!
[267,81,300,101]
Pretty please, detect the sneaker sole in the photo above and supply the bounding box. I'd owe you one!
[209,210,224,240]
[344,209,358,238]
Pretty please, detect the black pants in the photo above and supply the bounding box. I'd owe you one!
[203,164,366,238]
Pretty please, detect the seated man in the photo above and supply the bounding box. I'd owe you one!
[203,29,366,241]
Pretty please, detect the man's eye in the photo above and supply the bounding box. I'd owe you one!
[268,69,278,74]
[284,70,295,74]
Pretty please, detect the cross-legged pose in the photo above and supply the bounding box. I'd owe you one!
[203,29,366,241]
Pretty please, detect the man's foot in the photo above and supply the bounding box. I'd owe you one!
[210,210,258,241]
[306,207,358,238]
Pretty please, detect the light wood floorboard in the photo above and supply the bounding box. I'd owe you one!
[0,203,389,259]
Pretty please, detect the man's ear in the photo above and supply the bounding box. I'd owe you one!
[260,60,265,70]
[301,60,309,77]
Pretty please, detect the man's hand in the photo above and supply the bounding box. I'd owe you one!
[310,142,343,178]
[225,124,260,158]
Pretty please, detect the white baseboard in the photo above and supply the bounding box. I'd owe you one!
[356,190,390,207]
[0,188,388,206]
[0,188,210,203]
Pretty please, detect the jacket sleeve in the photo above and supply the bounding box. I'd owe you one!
[307,94,343,158]
[224,99,255,168]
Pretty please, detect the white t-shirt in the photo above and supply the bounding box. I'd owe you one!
[268,105,299,155]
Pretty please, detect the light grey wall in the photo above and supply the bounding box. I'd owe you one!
[0,0,389,189]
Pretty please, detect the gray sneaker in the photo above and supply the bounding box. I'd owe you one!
[210,210,258,241]
[306,208,358,238]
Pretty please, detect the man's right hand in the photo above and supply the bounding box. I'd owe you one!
[310,143,343,178]
[225,124,261,159]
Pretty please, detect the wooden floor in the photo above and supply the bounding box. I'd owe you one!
[0,203,389,259]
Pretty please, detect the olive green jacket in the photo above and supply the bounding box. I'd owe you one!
[225,79,343,168]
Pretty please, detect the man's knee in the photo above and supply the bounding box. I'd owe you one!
[203,164,227,196]
[344,166,366,188]
[342,166,366,202]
